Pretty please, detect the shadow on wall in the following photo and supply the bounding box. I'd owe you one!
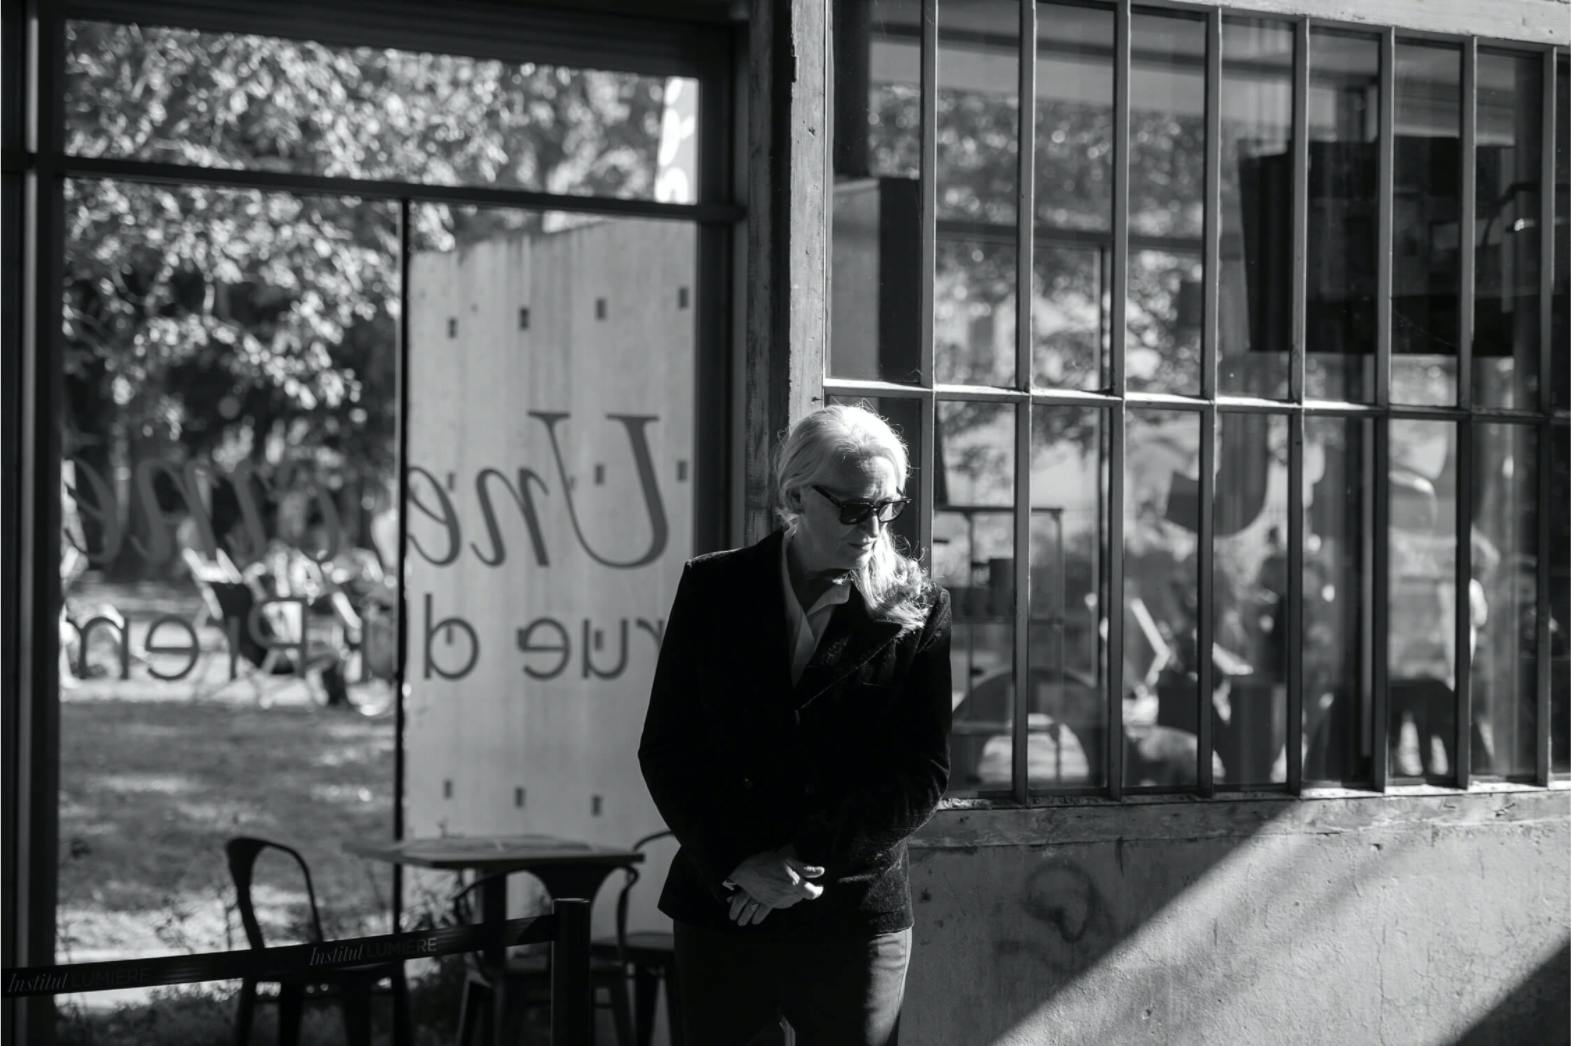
[1454,943,1570,1046]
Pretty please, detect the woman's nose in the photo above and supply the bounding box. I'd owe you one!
[856,513,881,537]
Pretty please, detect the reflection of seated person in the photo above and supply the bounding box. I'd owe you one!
[1388,470,1489,778]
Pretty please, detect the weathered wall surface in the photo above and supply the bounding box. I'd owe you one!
[905,789,1570,1046]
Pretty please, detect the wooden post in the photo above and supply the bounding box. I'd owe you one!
[744,0,830,543]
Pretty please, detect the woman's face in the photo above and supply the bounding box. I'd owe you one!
[788,452,902,574]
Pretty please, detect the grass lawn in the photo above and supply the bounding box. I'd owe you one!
[52,695,488,1045]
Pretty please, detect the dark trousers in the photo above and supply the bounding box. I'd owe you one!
[672,921,911,1046]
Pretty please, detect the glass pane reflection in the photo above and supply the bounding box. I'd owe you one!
[1214,413,1288,786]
[935,0,1019,386]
[1127,9,1206,395]
[1304,417,1373,785]
[1307,29,1381,402]
[1393,42,1462,406]
[831,0,925,384]
[1220,18,1294,399]
[1555,58,1569,413]
[1388,419,1459,780]
[1472,423,1538,776]
[1124,410,1208,788]
[1029,406,1108,789]
[1034,1,1114,390]
[1473,52,1543,409]
[938,401,1017,791]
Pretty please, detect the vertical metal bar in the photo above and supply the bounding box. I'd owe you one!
[1108,0,1130,799]
[1196,9,1220,796]
[1537,421,1553,785]
[392,196,412,932]
[1287,409,1305,792]
[1290,19,1308,405]
[1012,0,1036,803]
[1454,420,1473,787]
[1371,30,1394,793]
[1454,39,1477,788]
[918,0,937,564]
[1371,418,1390,792]
[18,6,63,1038]
[1377,30,1395,412]
[1112,1,1129,399]
[1535,50,1555,787]
[1459,39,1476,410]
[1012,403,1030,803]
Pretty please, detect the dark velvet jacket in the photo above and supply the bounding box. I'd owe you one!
[638,530,953,938]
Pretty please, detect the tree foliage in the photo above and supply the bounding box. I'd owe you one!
[63,20,673,565]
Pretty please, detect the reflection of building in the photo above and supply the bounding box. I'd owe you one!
[3,1,1568,1045]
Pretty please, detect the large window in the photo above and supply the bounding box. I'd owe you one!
[831,1,1568,800]
[16,4,734,1037]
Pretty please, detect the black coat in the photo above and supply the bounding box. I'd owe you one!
[638,530,953,937]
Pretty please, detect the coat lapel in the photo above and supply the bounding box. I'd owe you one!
[791,585,905,712]
[739,530,793,705]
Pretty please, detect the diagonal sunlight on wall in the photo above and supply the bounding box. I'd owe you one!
[907,791,1568,1046]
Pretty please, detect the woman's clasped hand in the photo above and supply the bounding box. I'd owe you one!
[725,847,825,925]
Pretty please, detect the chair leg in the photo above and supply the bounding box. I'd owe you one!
[341,983,374,1046]
[276,984,305,1046]
[601,973,635,1046]
[233,978,257,1046]
[632,967,659,1046]
[390,967,412,1046]
[457,974,490,1046]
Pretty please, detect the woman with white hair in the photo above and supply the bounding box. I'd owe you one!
[639,403,953,1046]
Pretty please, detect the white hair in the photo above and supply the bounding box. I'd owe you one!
[773,404,933,629]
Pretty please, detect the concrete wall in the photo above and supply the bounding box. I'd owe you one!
[905,788,1570,1046]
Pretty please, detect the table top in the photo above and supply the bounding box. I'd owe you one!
[344,834,644,871]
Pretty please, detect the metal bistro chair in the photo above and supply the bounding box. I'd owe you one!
[589,831,682,1046]
[452,872,634,1046]
[226,837,411,1046]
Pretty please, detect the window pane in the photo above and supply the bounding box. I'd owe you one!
[1472,423,1538,776]
[936,235,1018,385]
[1474,53,1543,409]
[1388,419,1459,780]
[404,207,697,907]
[936,0,1020,386]
[938,401,1016,792]
[1555,58,1569,413]
[1306,29,1381,402]
[1553,425,1569,774]
[1029,405,1108,789]
[58,179,399,982]
[1127,10,1206,395]
[1124,410,1205,788]
[1393,42,1462,406]
[65,21,697,202]
[1305,416,1373,785]
[825,394,925,558]
[1034,1,1114,390]
[831,0,925,383]
[1219,18,1293,400]
[1214,413,1288,786]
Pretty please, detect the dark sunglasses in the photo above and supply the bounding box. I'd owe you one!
[810,485,910,526]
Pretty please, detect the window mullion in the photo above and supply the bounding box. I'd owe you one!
[1107,0,1130,800]
[1012,0,1036,805]
[918,0,937,563]
[1196,8,1220,797]
[1534,51,1557,787]
[1455,39,1478,788]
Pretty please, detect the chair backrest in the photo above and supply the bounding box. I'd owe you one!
[225,836,326,951]
[614,831,674,952]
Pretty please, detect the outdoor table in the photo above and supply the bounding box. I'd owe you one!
[345,834,643,1043]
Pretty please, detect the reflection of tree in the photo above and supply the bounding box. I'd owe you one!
[868,82,1207,483]
[63,23,669,573]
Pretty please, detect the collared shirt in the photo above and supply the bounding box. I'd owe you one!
[780,532,853,685]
